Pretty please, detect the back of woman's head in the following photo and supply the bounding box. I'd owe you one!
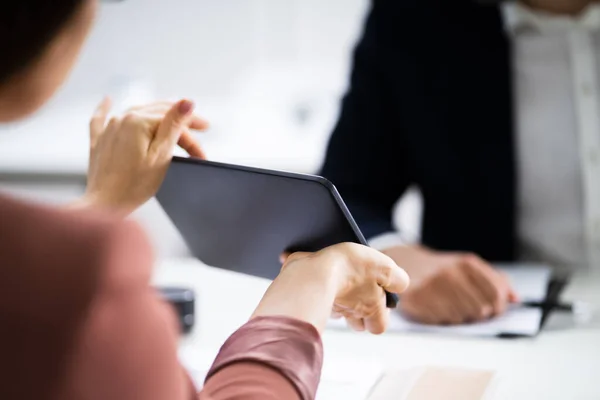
[0,0,95,122]
[0,1,85,86]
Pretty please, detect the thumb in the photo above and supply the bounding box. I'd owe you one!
[152,99,195,154]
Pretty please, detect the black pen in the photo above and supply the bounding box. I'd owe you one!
[522,301,572,312]
[521,300,591,314]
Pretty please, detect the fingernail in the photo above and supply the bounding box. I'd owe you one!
[178,100,194,115]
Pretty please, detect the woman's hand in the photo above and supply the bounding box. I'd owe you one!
[252,243,410,334]
[79,97,208,215]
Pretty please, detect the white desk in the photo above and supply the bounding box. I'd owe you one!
[154,258,600,400]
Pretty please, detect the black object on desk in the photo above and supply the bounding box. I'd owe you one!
[156,157,398,308]
[538,274,571,328]
[497,274,571,339]
[159,287,195,334]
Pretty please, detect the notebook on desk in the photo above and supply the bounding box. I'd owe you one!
[327,265,552,338]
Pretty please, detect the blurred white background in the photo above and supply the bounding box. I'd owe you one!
[0,0,370,173]
[0,0,422,257]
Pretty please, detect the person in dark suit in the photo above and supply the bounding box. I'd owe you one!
[321,0,600,325]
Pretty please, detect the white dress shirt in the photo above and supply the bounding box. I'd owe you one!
[371,3,600,268]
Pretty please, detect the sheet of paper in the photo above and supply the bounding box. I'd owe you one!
[328,306,542,337]
[496,264,552,301]
[328,265,551,337]
[316,358,383,400]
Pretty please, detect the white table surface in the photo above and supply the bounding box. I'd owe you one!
[154,258,600,400]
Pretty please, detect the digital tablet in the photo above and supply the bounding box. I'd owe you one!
[157,156,398,308]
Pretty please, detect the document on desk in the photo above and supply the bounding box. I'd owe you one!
[328,265,552,337]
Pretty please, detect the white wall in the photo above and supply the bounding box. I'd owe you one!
[66,0,368,100]
[0,0,370,174]
[64,0,370,172]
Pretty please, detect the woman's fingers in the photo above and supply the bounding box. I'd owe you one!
[363,295,390,334]
[282,252,312,267]
[346,317,366,332]
[90,97,112,147]
[178,129,206,159]
[115,110,206,159]
[332,244,410,295]
[508,287,520,303]
[376,257,410,295]
[189,116,210,131]
[127,100,175,113]
[129,101,209,131]
[152,100,196,155]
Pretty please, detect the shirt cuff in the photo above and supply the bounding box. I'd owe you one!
[368,231,408,251]
[205,316,323,400]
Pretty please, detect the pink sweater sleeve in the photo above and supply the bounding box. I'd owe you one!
[201,316,324,400]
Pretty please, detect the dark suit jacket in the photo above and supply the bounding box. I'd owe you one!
[0,195,322,400]
[321,0,515,262]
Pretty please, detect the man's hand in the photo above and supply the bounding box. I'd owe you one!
[383,246,518,325]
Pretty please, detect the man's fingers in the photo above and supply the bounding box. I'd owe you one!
[508,287,520,303]
[90,97,112,146]
[499,272,520,303]
[444,283,482,321]
[447,273,492,320]
[152,99,196,154]
[401,296,439,325]
[178,130,206,159]
[463,260,508,315]
[429,279,464,325]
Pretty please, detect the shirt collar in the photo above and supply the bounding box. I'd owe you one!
[502,2,600,35]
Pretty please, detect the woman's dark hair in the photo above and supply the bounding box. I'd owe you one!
[0,0,84,86]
